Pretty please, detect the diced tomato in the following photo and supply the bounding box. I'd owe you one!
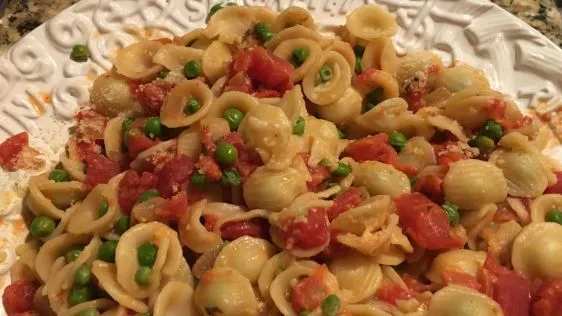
[319,229,352,259]
[220,218,269,240]
[402,274,431,293]
[156,191,188,221]
[412,173,444,204]
[157,155,194,198]
[291,265,330,313]
[377,284,412,305]
[354,68,381,86]
[118,170,158,214]
[493,207,520,223]
[532,278,562,316]
[254,88,281,98]
[222,132,263,175]
[2,281,38,316]
[74,109,107,142]
[231,49,252,73]
[395,193,464,250]
[479,254,531,316]
[248,47,294,93]
[484,99,507,123]
[442,270,481,291]
[74,140,100,160]
[280,208,330,250]
[127,134,157,158]
[196,155,222,181]
[405,87,425,112]
[0,132,29,171]
[544,172,562,194]
[326,187,362,221]
[200,127,216,154]
[135,80,175,116]
[307,165,331,192]
[436,151,465,167]
[84,153,120,188]
[225,71,253,94]
[344,134,398,165]
[203,214,219,231]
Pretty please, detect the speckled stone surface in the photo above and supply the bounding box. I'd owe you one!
[0,0,560,55]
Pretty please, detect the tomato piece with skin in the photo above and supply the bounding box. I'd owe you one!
[326,187,362,221]
[220,218,269,240]
[402,274,431,293]
[319,229,352,259]
[412,173,445,204]
[231,49,252,73]
[84,153,120,188]
[532,278,562,316]
[544,172,562,194]
[0,132,29,171]
[157,155,195,198]
[280,208,330,250]
[253,88,281,98]
[2,281,38,316]
[395,193,463,250]
[247,47,294,93]
[127,134,157,158]
[376,284,412,305]
[291,265,330,313]
[156,191,188,221]
[442,270,481,291]
[225,71,253,94]
[135,80,175,116]
[196,154,222,181]
[344,134,398,164]
[118,170,158,214]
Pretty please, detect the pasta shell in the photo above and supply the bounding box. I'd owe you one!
[202,41,232,84]
[489,150,549,198]
[67,184,119,235]
[179,200,223,253]
[257,251,294,301]
[346,4,397,41]
[115,40,164,80]
[317,87,363,126]
[206,90,258,119]
[204,6,256,44]
[176,28,213,49]
[329,254,383,303]
[443,88,502,130]
[361,37,398,74]
[395,51,443,93]
[153,44,204,71]
[90,72,142,117]
[398,136,436,171]
[428,285,503,316]
[35,233,89,282]
[271,6,316,32]
[273,38,322,82]
[425,249,486,285]
[326,40,356,73]
[352,161,410,198]
[243,166,307,211]
[153,281,197,316]
[160,79,214,128]
[436,63,490,93]
[302,51,351,105]
[512,222,562,280]
[276,85,308,123]
[266,25,322,50]
[530,194,562,223]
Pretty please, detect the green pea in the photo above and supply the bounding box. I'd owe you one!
[332,163,352,177]
[254,22,274,42]
[223,108,244,131]
[469,135,495,154]
[354,45,365,57]
[191,170,207,187]
[292,47,309,67]
[207,4,223,22]
[144,117,162,139]
[389,131,407,152]
[221,168,241,187]
[135,266,152,285]
[183,60,202,79]
[545,209,562,225]
[70,44,89,62]
[98,199,109,218]
[79,308,100,316]
[409,177,417,187]
[442,201,460,226]
[481,120,503,142]
[98,240,118,263]
[214,143,238,165]
[298,311,310,316]
[364,102,377,112]
[115,216,130,235]
[355,56,362,74]
[122,117,134,138]
[68,285,94,306]
[49,169,70,183]
[365,87,384,110]
[30,215,56,237]
[137,243,158,267]
[322,295,341,316]
[184,98,201,115]
[139,190,159,203]
[74,264,91,286]
[318,65,333,83]
[337,128,346,139]
[293,116,305,136]
[65,245,84,263]
[158,70,169,79]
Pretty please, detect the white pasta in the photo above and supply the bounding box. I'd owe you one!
[530,194,562,222]
[153,44,204,71]
[302,51,351,105]
[436,63,490,93]
[243,166,307,211]
[206,90,259,119]
[153,281,198,316]
[179,200,223,253]
[361,37,398,74]
[316,87,363,126]
[266,25,322,51]
[425,249,486,285]
[512,222,562,280]
[398,136,436,171]
[272,6,316,32]
[90,72,142,117]
[204,5,256,44]
[273,38,322,82]
[353,161,410,198]
[160,79,214,128]
[329,254,383,303]
[115,40,164,80]
[202,41,232,84]
[428,285,504,316]
[346,4,398,41]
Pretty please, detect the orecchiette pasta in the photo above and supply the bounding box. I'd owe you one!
[512,222,562,280]
[428,285,504,316]
[353,161,410,198]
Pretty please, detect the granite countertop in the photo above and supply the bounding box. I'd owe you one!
[0,0,560,55]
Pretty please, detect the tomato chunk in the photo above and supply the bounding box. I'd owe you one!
[280,208,330,250]
[291,265,330,313]
[127,134,157,158]
[344,134,398,164]
[220,218,269,240]
[157,155,194,198]
[376,284,412,305]
[231,49,252,73]
[135,80,175,116]
[532,278,562,316]
[402,274,431,293]
[118,170,158,214]
[74,109,107,143]
[156,191,188,221]
[326,187,362,221]
[196,155,222,181]
[395,193,463,250]
[84,153,120,188]
[2,281,38,316]
[247,47,294,93]
[544,172,562,194]
[0,132,29,171]
[412,173,444,204]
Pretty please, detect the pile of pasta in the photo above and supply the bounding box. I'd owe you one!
[5,3,562,316]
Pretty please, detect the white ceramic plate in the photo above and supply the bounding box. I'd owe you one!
[0,0,561,311]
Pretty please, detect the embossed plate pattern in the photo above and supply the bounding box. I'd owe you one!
[0,0,561,312]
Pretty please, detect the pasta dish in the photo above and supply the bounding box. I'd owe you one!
[1,3,562,316]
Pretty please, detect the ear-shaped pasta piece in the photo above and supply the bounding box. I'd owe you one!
[273,38,322,82]
[67,184,119,235]
[179,199,223,253]
[176,28,213,49]
[115,40,164,80]
[336,214,399,257]
[202,40,232,84]
[428,285,503,316]
[258,251,295,301]
[177,126,201,159]
[325,40,356,73]
[152,44,204,71]
[271,6,316,32]
[346,4,397,41]
[425,249,486,285]
[374,228,413,266]
[104,115,125,162]
[252,6,278,25]
[194,267,258,316]
[206,90,258,119]
[61,235,101,290]
[398,136,436,171]
[436,63,490,93]
[214,236,275,284]
[345,304,395,315]
[26,174,82,219]
[329,254,383,303]
[160,80,213,128]
[44,260,74,313]
[362,38,398,74]
[100,305,131,316]
[394,51,443,93]
[443,88,503,130]
[531,194,562,223]
[354,69,399,100]
[58,299,115,316]
[443,159,507,210]
[352,161,410,198]
[461,203,496,250]
[115,222,183,298]
[92,261,149,313]
[317,87,363,126]
[90,72,142,117]
[483,220,522,264]
[204,5,256,44]
[417,107,468,142]
[302,51,352,105]
[161,257,194,288]
[153,281,197,316]
[35,233,89,282]
[60,144,86,182]
[276,85,308,123]
[266,25,322,50]
[512,222,562,280]
[304,117,341,167]
[130,139,176,170]
[243,166,307,211]
[331,196,393,235]
[14,241,40,277]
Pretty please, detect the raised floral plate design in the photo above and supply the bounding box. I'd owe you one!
[0,0,561,309]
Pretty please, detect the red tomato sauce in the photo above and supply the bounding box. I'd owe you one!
[118,170,158,214]
[532,278,562,316]
[157,155,195,198]
[156,191,188,221]
[220,218,269,240]
[2,281,38,316]
[280,208,330,250]
[291,265,330,313]
[134,80,175,116]
[0,132,29,171]
[84,153,120,188]
[325,187,362,221]
[376,284,413,305]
